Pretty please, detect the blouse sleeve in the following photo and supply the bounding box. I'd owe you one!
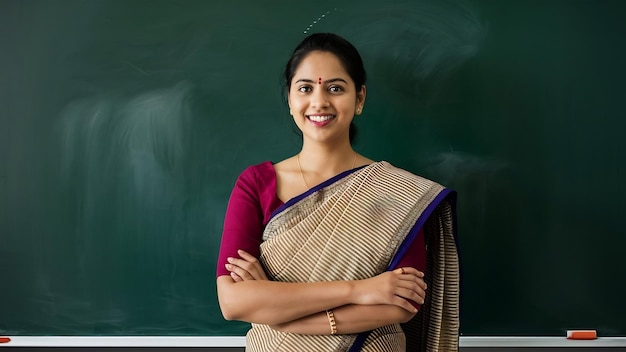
[396,227,426,272]
[215,166,265,277]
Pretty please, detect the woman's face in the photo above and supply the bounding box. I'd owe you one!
[288,51,365,145]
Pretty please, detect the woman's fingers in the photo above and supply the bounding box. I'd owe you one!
[392,279,426,304]
[226,262,254,280]
[237,249,257,261]
[396,266,424,277]
[392,294,421,313]
[395,277,427,296]
[394,267,427,304]
[354,267,427,311]
[378,267,428,310]
[396,267,427,290]
[395,286,425,305]
[230,271,243,282]
[225,250,269,281]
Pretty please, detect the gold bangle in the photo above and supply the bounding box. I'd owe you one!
[326,310,337,335]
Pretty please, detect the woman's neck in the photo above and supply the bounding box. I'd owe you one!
[297,142,358,179]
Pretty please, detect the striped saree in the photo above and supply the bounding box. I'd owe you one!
[246,161,459,352]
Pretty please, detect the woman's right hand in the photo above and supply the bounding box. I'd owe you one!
[352,267,427,313]
[225,249,269,282]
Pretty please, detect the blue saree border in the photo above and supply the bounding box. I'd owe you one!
[349,188,458,352]
[388,188,457,271]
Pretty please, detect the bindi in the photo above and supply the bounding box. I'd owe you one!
[318,77,322,85]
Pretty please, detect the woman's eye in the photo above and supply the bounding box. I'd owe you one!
[298,86,312,93]
[329,86,344,93]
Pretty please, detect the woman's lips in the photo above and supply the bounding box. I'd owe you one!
[307,114,336,127]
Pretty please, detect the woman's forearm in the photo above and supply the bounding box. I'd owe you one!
[217,275,354,326]
[217,267,423,326]
[271,304,416,335]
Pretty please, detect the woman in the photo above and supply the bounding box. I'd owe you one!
[216,33,459,351]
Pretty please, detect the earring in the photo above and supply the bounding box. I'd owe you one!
[356,107,363,115]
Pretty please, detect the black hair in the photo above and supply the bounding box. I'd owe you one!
[283,33,367,143]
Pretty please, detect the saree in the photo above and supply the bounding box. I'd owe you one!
[246,161,459,352]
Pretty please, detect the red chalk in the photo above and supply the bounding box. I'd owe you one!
[567,330,597,340]
[0,337,11,343]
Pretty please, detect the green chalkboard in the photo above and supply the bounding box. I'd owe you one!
[1,0,625,337]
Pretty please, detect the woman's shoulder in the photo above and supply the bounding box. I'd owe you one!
[233,161,283,223]
[239,160,275,179]
[235,161,277,190]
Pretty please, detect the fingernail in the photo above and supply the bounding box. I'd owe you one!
[225,264,232,269]
[227,257,234,263]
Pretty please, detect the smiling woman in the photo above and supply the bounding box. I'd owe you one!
[287,51,364,155]
[215,33,459,352]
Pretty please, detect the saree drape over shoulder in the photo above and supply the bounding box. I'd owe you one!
[246,161,460,352]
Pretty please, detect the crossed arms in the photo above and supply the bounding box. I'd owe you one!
[216,249,427,335]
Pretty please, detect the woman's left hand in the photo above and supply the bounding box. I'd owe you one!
[226,250,269,282]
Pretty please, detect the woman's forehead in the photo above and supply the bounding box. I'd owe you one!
[294,51,350,78]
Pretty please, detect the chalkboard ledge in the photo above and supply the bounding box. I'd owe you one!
[1,336,625,348]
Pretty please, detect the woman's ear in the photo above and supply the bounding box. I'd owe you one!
[356,85,366,115]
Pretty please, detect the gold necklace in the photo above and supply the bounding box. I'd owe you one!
[297,153,358,189]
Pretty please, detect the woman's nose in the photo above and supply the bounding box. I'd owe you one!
[310,89,330,109]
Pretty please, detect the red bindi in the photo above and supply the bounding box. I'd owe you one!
[318,77,322,85]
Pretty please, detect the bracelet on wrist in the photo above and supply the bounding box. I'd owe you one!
[326,309,337,335]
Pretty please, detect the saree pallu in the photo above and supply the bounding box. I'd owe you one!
[246,161,459,352]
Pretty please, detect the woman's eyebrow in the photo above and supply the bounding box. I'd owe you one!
[324,78,348,84]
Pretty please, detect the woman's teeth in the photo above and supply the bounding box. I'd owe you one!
[308,115,334,122]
